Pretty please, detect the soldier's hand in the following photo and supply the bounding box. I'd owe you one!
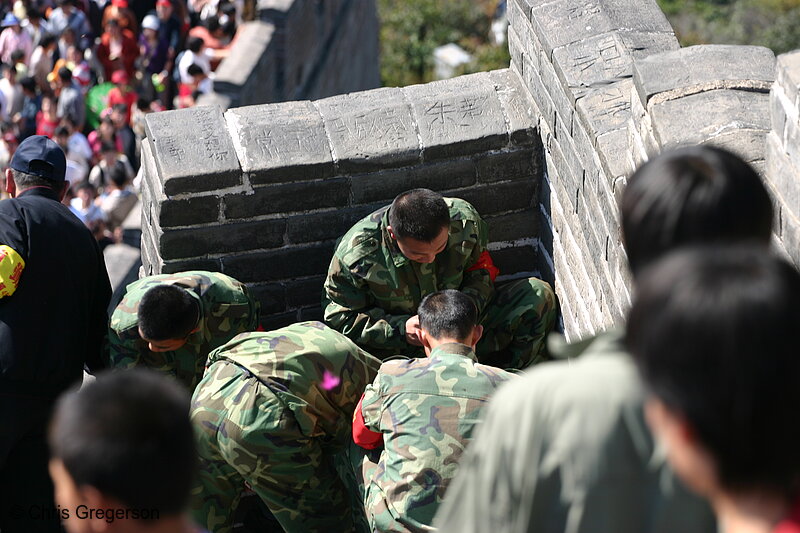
[405,315,423,346]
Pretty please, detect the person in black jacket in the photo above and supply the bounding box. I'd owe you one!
[0,135,112,533]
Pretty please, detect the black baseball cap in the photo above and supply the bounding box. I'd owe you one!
[9,135,67,182]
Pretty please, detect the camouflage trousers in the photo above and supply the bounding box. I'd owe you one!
[190,360,365,533]
[475,276,558,370]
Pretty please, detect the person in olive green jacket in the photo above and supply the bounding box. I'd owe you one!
[434,146,773,533]
[108,271,260,390]
[323,188,557,369]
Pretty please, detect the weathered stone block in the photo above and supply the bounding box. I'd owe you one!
[223,178,350,220]
[286,205,378,245]
[524,54,556,133]
[145,106,242,196]
[650,89,770,150]
[226,100,334,184]
[247,282,286,315]
[633,45,775,106]
[552,33,633,96]
[475,149,537,184]
[159,218,286,260]
[539,50,576,130]
[775,51,800,115]
[161,257,222,275]
[159,195,220,228]
[489,69,539,146]
[486,209,540,243]
[222,242,335,283]
[766,132,800,220]
[702,129,768,164]
[555,115,585,185]
[403,73,508,160]
[596,127,634,179]
[782,209,800,267]
[576,79,633,139]
[259,311,298,332]
[351,158,476,204]
[315,87,421,171]
[284,276,327,308]
[454,180,537,216]
[491,245,538,276]
[530,0,671,57]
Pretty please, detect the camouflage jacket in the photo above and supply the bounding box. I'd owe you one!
[322,198,494,357]
[207,321,381,442]
[109,271,260,390]
[360,342,514,531]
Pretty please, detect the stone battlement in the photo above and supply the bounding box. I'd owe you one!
[142,0,800,340]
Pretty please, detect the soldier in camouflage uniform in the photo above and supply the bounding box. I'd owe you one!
[109,271,260,390]
[352,290,515,532]
[191,321,381,533]
[323,188,557,369]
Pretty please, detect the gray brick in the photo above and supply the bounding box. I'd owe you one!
[259,311,298,332]
[286,205,378,244]
[539,50,576,128]
[453,180,537,216]
[486,209,540,243]
[145,106,242,195]
[633,45,775,106]
[403,73,508,160]
[650,89,770,150]
[315,87,421,172]
[523,54,556,134]
[766,132,800,220]
[701,128,768,164]
[771,86,789,142]
[475,148,537,184]
[299,306,324,322]
[782,209,800,267]
[507,24,525,79]
[159,219,286,260]
[223,178,350,220]
[488,69,539,146]
[161,257,222,274]
[552,33,633,98]
[491,245,538,276]
[222,242,335,283]
[247,282,286,315]
[555,115,585,185]
[226,100,334,185]
[576,79,633,139]
[596,127,634,179]
[530,0,671,57]
[158,195,221,228]
[351,158,476,204]
[776,51,800,115]
[285,276,327,308]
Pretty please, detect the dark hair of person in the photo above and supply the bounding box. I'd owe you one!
[9,49,24,63]
[626,245,800,498]
[58,66,72,83]
[186,63,204,77]
[19,76,35,92]
[109,163,127,188]
[206,16,221,33]
[138,285,199,341]
[620,145,773,277]
[186,36,203,53]
[40,33,57,48]
[11,168,63,188]
[75,181,96,194]
[54,125,70,138]
[112,103,128,114]
[100,140,117,154]
[49,369,197,516]
[388,188,450,242]
[418,289,477,342]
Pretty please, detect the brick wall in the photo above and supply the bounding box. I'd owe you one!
[141,71,543,329]
[199,0,380,110]
[509,0,780,341]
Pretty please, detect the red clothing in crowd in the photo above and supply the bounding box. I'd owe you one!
[35,111,59,138]
[96,30,139,80]
[774,501,800,533]
[107,87,137,124]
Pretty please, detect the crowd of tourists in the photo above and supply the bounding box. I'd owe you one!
[0,131,797,533]
[0,0,241,247]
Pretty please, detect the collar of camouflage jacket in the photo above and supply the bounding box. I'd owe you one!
[430,342,478,362]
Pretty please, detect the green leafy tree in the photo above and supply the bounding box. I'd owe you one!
[378,0,509,87]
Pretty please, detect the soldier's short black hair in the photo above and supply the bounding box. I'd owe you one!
[138,285,199,341]
[620,146,773,277]
[388,188,450,242]
[49,369,197,516]
[418,289,477,342]
[627,245,800,498]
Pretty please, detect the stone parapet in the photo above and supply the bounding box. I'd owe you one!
[141,70,544,328]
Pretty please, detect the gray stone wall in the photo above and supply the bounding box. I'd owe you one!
[509,0,781,341]
[141,71,543,329]
[766,51,800,267]
[200,0,380,110]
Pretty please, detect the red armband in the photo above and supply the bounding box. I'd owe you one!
[352,395,383,450]
[466,250,500,282]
